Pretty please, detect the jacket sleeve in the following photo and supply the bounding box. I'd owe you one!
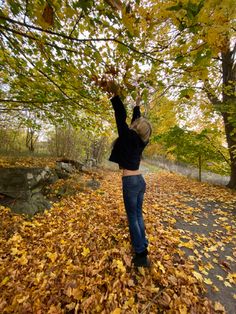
[111,95,129,136]
[131,106,141,124]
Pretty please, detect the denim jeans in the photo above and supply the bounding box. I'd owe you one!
[122,175,148,254]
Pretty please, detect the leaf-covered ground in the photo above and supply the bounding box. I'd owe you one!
[0,166,236,313]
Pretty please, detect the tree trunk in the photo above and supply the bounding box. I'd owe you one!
[26,128,35,152]
[222,112,236,188]
[198,153,202,182]
[221,42,236,189]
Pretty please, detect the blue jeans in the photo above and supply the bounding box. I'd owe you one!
[122,175,148,254]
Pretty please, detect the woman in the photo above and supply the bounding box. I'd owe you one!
[108,90,152,268]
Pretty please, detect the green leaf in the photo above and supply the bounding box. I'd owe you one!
[175,54,185,63]
[179,88,195,99]
[167,3,183,11]
[75,0,93,11]
[117,43,129,54]
[8,0,22,15]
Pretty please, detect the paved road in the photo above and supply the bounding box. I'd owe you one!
[141,161,236,314]
[172,199,236,314]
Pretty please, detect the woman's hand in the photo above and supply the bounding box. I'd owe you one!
[136,95,141,106]
[106,80,120,97]
[98,74,120,97]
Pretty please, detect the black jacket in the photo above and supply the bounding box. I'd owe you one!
[109,95,147,170]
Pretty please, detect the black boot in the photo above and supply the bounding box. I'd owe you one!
[132,249,151,268]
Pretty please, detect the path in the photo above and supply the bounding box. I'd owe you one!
[144,158,230,186]
[142,161,236,313]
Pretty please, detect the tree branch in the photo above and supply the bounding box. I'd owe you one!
[1,31,100,115]
[0,15,164,63]
[69,12,84,37]
[24,0,29,24]
[203,135,230,165]
[0,25,80,54]
[203,80,222,106]
[0,98,77,104]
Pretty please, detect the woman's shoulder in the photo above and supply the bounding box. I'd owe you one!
[126,129,145,145]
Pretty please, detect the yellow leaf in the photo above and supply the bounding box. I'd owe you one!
[156,261,165,273]
[224,281,232,287]
[216,275,224,281]
[226,273,236,284]
[192,271,203,281]
[163,254,170,260]
[81,247,90,257]
[46,252,58,262]
[198,265,208,275]
[208,245,218,252]
[233,294,236,300]
[124,297,134,308]
[111,308,121,314]
[138,267,145,276]
[0,276,10,287]
[204,278,213,285]
[226,256,234,262]
[65,303,76,311]
[115,259,126,273]
[204,252,211,259]
[66,287,83,300]
[150,286,160,293]
[214,302,225,312]
[48,305,60,314]
[212,285,219,292]
[178,304,188,314]
[11,247,21,255]
[169,217,176,224]
[18,254,28,265]
[17,295,30,304]
[11,233,23,242]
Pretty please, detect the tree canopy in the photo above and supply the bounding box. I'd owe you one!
[0,0,235,186]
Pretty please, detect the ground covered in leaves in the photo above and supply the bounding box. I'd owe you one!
[0,166,236,313]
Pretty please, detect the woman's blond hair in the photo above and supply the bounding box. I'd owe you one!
[130,117,152,143]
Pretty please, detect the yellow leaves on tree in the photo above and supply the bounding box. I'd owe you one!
[150,96,177,135]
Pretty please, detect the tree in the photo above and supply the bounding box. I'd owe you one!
[128,0,236,187]
[153,125,230,175]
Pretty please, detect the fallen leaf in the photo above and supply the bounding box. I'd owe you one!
[192,271,203,281]
[111,308,121,314]
[224,281,232,287]
[0,276,10,287]
[214,301,226,312]
[81,247,90,257]
[204,278,213,285]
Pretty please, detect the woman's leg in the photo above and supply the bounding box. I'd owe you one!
[137,188,148,248]
[122,176,146,254]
